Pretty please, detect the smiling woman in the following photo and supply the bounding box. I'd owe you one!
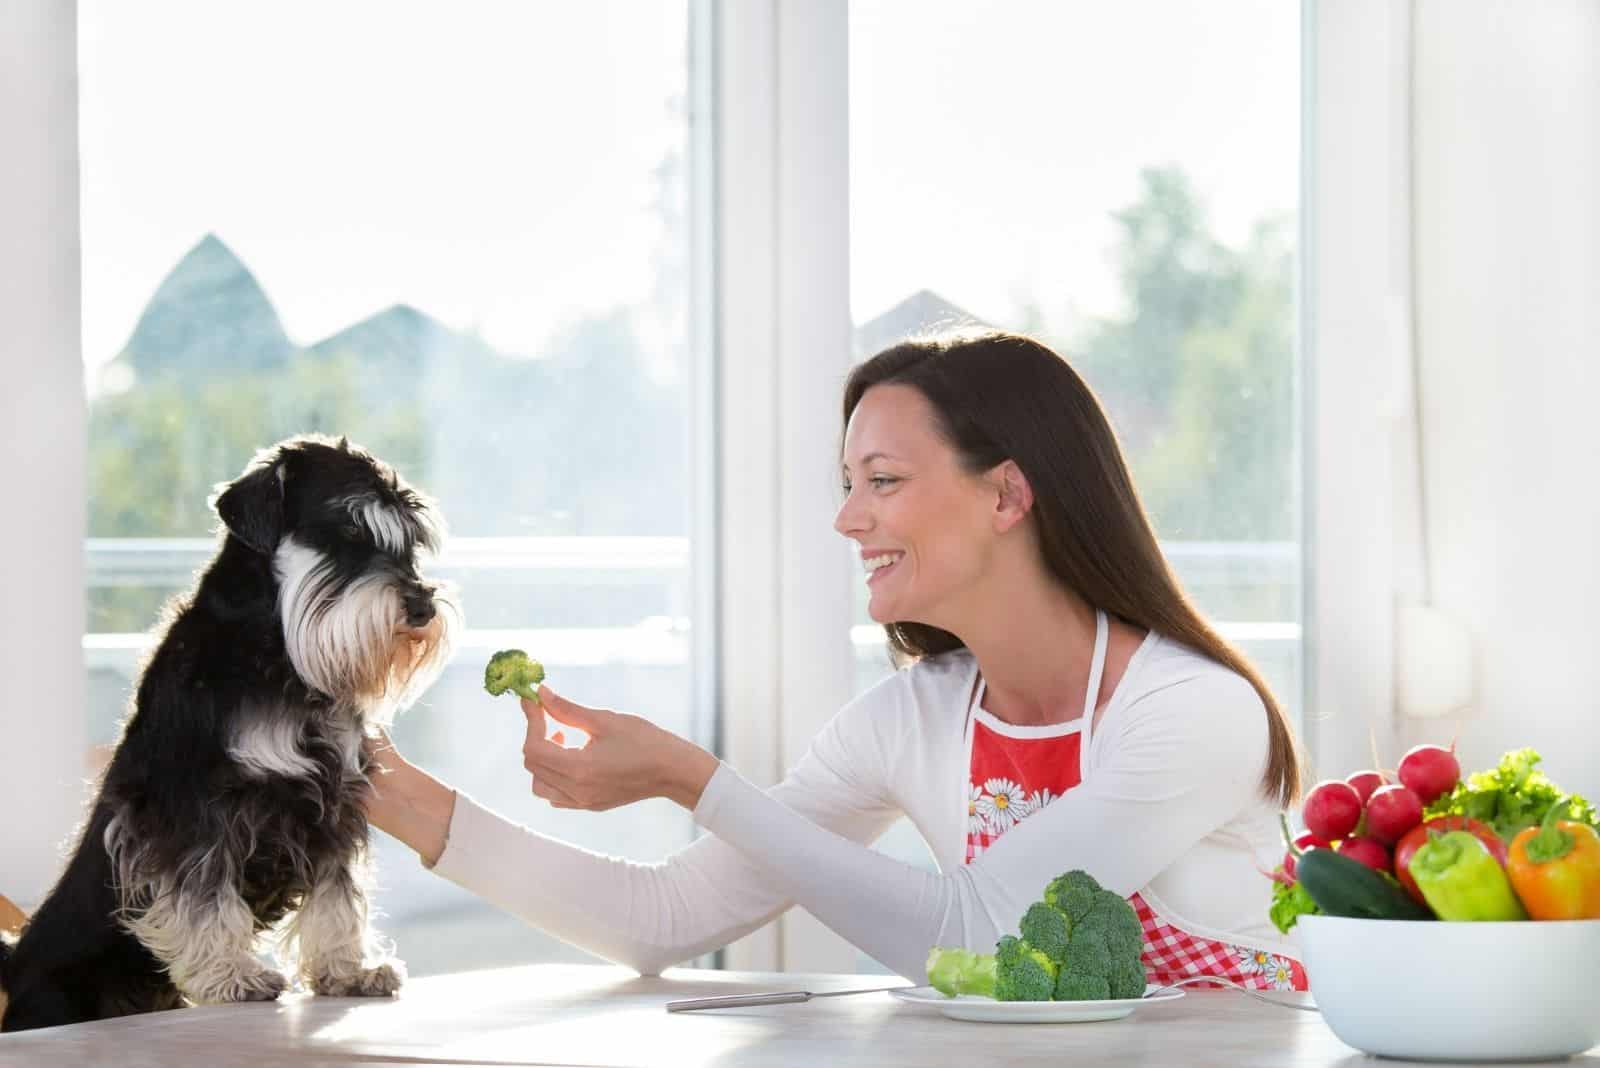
[836,331,1299,802]
[368,327,1311,996]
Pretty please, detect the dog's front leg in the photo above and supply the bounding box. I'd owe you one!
[125,867,289,1005]
[287,859,404,997]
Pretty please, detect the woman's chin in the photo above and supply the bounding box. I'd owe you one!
[865,597,894,625]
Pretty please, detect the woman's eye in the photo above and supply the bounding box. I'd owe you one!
[869,476,898,489]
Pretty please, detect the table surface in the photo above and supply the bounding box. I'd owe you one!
[1,964,1594,1068]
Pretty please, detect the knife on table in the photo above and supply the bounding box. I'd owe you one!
[666,984,913,1012]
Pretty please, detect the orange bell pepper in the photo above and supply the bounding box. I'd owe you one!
[1506,799,1600,920]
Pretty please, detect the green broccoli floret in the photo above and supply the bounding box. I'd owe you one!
[1053,885,1147,1001]
[1025,871,1147,1002]
[924,947,997,998]
[1054,968,1111,1001]
[1018,901,1070,962]
[484,649,545,701]
[1053,946,1144,1001]
[993,937,1057,1002]
[924,871,1148,1005]
[1043,869,1101,923]
[994,934,1024,969]
[1073,897,1143,961]
[1105,955,1149,1001]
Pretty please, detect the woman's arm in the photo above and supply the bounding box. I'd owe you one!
[365,697,904,975]
[367,737,456,867]
[690,671,1272,980]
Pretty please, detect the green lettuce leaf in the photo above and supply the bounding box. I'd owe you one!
[1424,748,1598,841]
[1269,877,1320,934]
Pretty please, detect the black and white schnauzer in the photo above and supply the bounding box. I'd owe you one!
[0,435,457,1032]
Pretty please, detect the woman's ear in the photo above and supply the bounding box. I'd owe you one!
[990,460,1034,533]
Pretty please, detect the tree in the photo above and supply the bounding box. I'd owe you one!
[1068,166,1296,542]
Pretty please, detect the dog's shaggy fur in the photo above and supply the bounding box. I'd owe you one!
[0,436,457,1032]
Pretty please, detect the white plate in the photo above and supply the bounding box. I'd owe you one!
[888,984,1183,1024]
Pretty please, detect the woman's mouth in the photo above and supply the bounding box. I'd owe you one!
[863,552,903,586]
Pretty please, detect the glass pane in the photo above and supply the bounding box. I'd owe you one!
[849,0,1301,970]
[79,0,699,976]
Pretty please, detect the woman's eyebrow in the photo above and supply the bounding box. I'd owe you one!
[843,451,899,472]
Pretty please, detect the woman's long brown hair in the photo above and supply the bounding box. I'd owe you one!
[844,330,1303,805]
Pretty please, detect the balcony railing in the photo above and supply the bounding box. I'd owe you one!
[83,536,1302,667]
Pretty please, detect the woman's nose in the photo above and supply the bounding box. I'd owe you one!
[833,490,867,537]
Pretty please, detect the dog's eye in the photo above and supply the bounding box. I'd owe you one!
[341,523,363,541]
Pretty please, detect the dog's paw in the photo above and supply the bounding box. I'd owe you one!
[311,959,405,998]
[196,966,290,1004]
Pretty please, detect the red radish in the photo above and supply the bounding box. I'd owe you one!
[1396,743,1460,805]
[1392,815,1507,904]
[1284,833,1329,881]
[1345,770,1387,806]
[1364,784,1424,844]
[1302,780,1364,840]
[1335,835,1391,872]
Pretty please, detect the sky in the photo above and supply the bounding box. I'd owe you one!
[78,0,1298,370]
[849,0,1300,332]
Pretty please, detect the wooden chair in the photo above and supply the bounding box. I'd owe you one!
[0,892,20,1025]
[0,892,23,936]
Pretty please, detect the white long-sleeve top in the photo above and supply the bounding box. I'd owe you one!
[429,631,1298,981]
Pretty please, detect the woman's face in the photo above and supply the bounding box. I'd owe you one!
[835,384,999,627]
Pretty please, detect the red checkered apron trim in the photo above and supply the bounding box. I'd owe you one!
[1130,892,1308,991]
[963,672,1307,992]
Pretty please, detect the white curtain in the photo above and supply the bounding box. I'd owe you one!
[1397,0,1600,788]
[0,0,88,907]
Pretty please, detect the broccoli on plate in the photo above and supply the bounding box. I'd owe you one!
[994,935,1058,1001]
[924,947,997,999]
[924,869,1147,1003]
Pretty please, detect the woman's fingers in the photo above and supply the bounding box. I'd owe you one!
[368,727,404,774]
[523,734,587,778]
[520,695,549,738]
[525,751,617,811]
[520,687,607,807]
[530,773,581,808]
[529,760,616,811]
[538,685,610,733]
[518,685,673,812]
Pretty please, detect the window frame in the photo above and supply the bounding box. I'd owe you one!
[1,0,1399,976]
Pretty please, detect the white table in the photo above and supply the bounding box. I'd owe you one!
[0,964,1591,1067]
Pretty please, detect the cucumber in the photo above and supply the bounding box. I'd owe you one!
[1294,847,1434,921]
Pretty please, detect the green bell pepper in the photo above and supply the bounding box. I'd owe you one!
[1408,829,1527,921]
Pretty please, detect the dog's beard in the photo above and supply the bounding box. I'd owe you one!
[386,597,459,716]
[274,539,458,719]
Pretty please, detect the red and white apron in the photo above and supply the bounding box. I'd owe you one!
[962,610,1308,992]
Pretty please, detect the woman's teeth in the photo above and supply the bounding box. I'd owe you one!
[863,553,901,580]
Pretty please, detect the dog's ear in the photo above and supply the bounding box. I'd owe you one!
[213,459,287,554]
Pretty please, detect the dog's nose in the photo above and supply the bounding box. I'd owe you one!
[404,590,437,628]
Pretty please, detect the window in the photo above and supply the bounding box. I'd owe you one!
[78,0,706,976]
[848,0,1302,970]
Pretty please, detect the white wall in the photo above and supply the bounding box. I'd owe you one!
[1403,0,1600,788]
[0,0,88,907]
[1306,0,1600,796]
[1304,0,1413,780]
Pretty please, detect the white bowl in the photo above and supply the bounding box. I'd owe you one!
[1295,915,1600,1061]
